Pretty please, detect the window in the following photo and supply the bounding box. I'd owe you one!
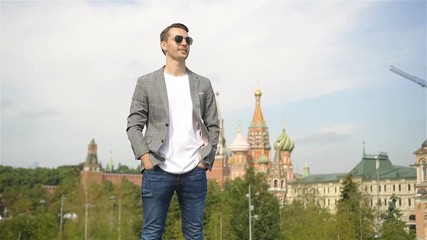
[384,185,387,192]
[370,185,373,192]
[408,184,411,191]
[399,184,401,191]
[409,198,412,206]
[399,199,401,206]
[393,185,395,191]
[379,186,381,192]
[423,160,427,181]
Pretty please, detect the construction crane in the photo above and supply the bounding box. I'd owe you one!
[389,65,427,138]
[390,65,426,88]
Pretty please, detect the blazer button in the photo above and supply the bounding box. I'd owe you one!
[165,123,169,127]
[161,140,164,143]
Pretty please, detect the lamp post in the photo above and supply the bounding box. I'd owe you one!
[118,197,121,240]
[110,195,122,240]
[246,185,258,240]
[59,194,65,240]
[39,199,45,208]
[376,156,380,237]
[248,185,253,240]
[85,187,89,240]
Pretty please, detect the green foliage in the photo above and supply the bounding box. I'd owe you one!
[282,199,344,240]
[378,194,415,240]
[114,164,140,174]
[337,174,375,240]
[0,165,416,240]
[0,211,57,240]
[224,167,281,240]
[0,165,80,193]
[379,218,414,240]
[204,180,235,240]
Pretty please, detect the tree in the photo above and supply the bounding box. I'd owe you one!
[224,167,281,240]
[379,194,414,240]
[281,191,354,240]
[337,174,375,240]
[204,180,235,240]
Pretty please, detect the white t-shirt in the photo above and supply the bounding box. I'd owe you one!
[158,73,203,174]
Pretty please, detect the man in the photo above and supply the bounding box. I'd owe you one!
[126,23,219,240]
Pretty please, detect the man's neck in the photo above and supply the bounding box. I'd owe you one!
[164,60,187,76]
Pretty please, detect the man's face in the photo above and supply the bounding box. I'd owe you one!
[161,28,191,61]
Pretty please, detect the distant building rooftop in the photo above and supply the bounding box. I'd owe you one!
[290,152,415,184]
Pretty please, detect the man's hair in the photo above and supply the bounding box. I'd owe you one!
[160,23,189,55]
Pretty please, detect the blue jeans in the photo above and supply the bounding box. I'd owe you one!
[140,166,207,240]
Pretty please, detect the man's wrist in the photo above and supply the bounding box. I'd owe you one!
[140,153,153,169]
[197,162,207,169]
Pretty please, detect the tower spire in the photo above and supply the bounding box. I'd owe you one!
[83,138,100,172]
[247,85,271,168]
[251,87,266,127]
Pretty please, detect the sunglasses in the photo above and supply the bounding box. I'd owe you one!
[174,35,193,45]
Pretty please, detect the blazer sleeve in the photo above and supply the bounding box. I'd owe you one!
[202,79,220,168]
[126,76,150,160]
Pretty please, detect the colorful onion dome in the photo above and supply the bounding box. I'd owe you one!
[274,125,295,152]
[257,154,270,164]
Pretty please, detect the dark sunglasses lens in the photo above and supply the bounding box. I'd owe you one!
[186,37,193,45]
[174,35,183,43]
[174,35,193,45]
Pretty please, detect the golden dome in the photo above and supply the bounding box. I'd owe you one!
[254,87,262,97]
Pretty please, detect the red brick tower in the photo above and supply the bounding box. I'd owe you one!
[247,87,271,171]
[414,139,427,239]
[80,138,102,187]
[206,93,230,186]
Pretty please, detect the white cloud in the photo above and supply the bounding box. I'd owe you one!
[295,123,360,146]
[1,1,425,170]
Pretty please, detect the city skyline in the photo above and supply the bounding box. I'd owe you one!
[1,1,426,174]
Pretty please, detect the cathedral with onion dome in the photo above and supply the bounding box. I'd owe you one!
[207,87,297,202]
[78,85,425,234]
[206,87,427,233]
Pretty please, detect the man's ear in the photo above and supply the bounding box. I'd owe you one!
[160,41,167,53]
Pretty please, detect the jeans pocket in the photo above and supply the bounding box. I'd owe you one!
[142,165,157,174]
[196,166,207,171]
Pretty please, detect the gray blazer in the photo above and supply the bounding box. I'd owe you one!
[126,67,220,172]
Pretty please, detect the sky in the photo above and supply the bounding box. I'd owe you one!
[1,0,426,174]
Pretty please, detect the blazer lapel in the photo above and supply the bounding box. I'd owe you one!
[188,69,201,117]
[154,68,169,114]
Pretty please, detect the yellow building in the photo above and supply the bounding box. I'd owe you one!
[287,151,417,230]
